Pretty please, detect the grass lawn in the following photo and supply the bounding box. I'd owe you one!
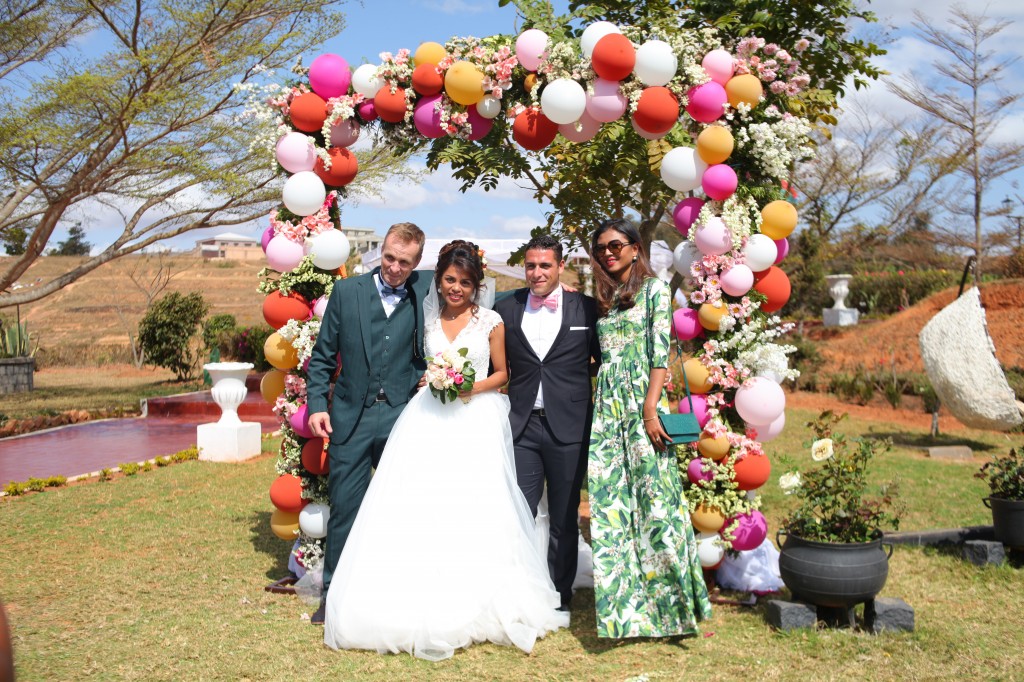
[1,407,1022,681]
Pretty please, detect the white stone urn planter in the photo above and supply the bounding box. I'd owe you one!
[823,274,859,327]
[197,362,261,462]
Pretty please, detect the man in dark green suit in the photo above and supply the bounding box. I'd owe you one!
[305,222,433,625]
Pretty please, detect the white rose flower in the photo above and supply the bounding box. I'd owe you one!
[811,438,834,462]
[779,471,802,494]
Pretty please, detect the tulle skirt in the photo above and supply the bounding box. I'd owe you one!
[323,388,569,660]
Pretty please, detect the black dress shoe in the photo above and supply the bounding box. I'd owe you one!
[311,599,326,625]
[556,603,571,613]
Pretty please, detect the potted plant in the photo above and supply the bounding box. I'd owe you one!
[776,411,903,608]
[0,319,36,395]
[976,448,1024,548]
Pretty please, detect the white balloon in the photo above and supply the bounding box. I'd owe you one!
[580,21,621,58]
[540,78,587,125]
[298,503,330,539]
[306,229,351,270]
[747,411,786,443]
[672,240,700,276]
[635,40,678,87]
[282,171,326,216]
[697,533,725,567]
[351,64,382,99]
[660,147,708,193]
[744,234,778,272]
[476,95,502,119]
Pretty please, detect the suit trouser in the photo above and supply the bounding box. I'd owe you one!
[513,412,588,606]
[321,399,404,593]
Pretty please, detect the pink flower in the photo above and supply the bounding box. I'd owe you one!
[795,39,810,53]
[454,375,464,385]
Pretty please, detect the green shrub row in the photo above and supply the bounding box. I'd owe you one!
[794,269,960,316]
[4,447,200,496]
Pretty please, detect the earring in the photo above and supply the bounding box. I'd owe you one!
[632,256,638,263]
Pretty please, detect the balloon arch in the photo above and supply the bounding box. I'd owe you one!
[255,20,808,585]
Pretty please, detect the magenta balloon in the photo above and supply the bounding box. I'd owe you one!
[261,225,274,253]
[357,100,378,121]
[466,107,494,141]
[774,237,790,264]
[702,164,738,201]
[586,78,628,123]
[275,132,316,174]
[309,54,351,99]
[329,118,360,148]
[673,197,705,237]
[672,307,702,340]
[729,510,768,552]
[289,404,315,439]
[265,235,305,273]
[413,94,445,138]
[559,110,601,143]
[720,263,754,297]
[678,392,710,428]
[687,458,714,484]
[686,82,728,123]
[735,376,786,425]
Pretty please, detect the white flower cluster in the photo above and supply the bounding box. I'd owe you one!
[733,108,814,181]
[779,471,802,494]
[233,77,289,169]
[735,341,800,383]
[279,318,321,366]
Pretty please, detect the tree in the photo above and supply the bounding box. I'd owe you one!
[0,1,354,306]
[887,6,1024,280]
[49,225,91,256]
[0,220,28,255]
[138,291,209,380]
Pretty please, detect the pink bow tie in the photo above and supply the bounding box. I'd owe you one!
[528,291,559,312]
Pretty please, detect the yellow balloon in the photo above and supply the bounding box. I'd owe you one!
[524,73,538,92]
[698,302,727,331]
[264,332,299,371]
[414,41,447,67]
[682,358,713,394]
[270,509,300,541]
[444,61,485,106]
[725,74,763,109]
[760,200,798,240]
[260,369,287,405]
[697,431,731,460]
[691,504,726,533]
[696,125,735,165]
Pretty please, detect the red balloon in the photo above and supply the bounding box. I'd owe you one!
[289,92,328,132]
[633,86,679,135]
[411,63,444,96]
[262,290,311,330]
[269,474,307,513]
[374,86,408,123]
[314,147,358,187]
[753,266,791,313]
[591,33,636,82]
[512,107,558,151]
[733,453,771,491]
[301,438,329,475]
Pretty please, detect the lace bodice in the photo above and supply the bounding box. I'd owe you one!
[425,307,503,379]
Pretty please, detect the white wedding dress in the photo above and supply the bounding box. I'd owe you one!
[323,306,569,660]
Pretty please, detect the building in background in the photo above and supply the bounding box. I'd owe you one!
[195,233,262,261]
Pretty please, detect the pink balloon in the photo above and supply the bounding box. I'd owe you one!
[289,404,315,439]
[466,107,494,141]
[312,296,328,318]
[309,54,351,99]
[261,225,274,253]
[747,411,785,443]
[586,78,627,123]
[702,164,738,201]
[729,510,768,552]
[673,198,705,237]
[678,392,710,428]
[693,217,732,256]
[413,94,445,138]
[265,235,305,273]
[735,376,786,425]
[686,82,728,123]
[357,100,378,122]
[631,117,664,140]
[275,132,316,174]
[559,110,601,143]
[329,118,360,148]
[720,263,754,297]
[672,307,702,340]
[702,49,735,85]
[774,237,790,264]
[687,458,714,484]
[515,29,549,72]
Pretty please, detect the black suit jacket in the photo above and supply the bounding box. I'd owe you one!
[495,288,601,444]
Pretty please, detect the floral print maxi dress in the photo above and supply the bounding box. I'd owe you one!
[588,277,712,638]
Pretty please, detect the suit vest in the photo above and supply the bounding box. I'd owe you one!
[364,294,416,407]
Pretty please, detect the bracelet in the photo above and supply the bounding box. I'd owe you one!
[642,415,658,422]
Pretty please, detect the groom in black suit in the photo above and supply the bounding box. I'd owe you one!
[494,234,600,612]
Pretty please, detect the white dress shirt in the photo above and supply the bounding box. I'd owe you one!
[374,273,407,318]
[522,285,563,409]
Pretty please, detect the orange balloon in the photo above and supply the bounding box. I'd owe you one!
[760,200,798,240]
[270,508,301,541]
[314,147,359,188]
[591,33,636,82]
[259,369,287,405]
[301,437,330,475]
[289,92,328,132]
[269,474,306,513]
[691,504,726,533]
[262,290,311,330]
[444,61,485,106]
[524,73,538,92]
[696,125,735,165]
[682,358,713,394]
[698,302,727,331]
[726,74,763,109]
[753,266,791,313]
[633,86,679,135]
[264,332,299,370]
[733,453,771,491]
[697,431,730,460]
[411,63,444,96]
[373,86,408,123]
[413,41,446,67]
[512,107,558,151]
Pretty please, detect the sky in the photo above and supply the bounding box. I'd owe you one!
[53,0,1024,252]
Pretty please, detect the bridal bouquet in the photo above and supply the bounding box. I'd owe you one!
[425,348,476,404]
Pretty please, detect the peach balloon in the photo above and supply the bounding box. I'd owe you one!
[726,74,764,109]
[682,358,713,394]
[760,200,799,240]
[696,125,735,165]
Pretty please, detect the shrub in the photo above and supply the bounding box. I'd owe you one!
[849,270,957,316]
[141,461,153,472]
[216,325,274,371]
[119,462,140,476]
[203,314,237,350]
[99,468,112,482]
[976,448,1024,500]
[829,369,875,405]
[3,481,27,496]
[1004,366,1024,402]
[155,456,171,467]
[46,475,67,487]
[787,335,824,392]
[171,446,200,462]
[25,477,47,492]
[138,292,210,380]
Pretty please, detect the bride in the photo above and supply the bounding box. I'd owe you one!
[323,240,569,660]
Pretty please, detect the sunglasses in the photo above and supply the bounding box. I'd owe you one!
[594,240,634,257]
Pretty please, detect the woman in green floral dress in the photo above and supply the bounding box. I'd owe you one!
[587,219,712,639]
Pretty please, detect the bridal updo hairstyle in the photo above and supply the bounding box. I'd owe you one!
[590,218,657,316]
[434,239,485,305]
